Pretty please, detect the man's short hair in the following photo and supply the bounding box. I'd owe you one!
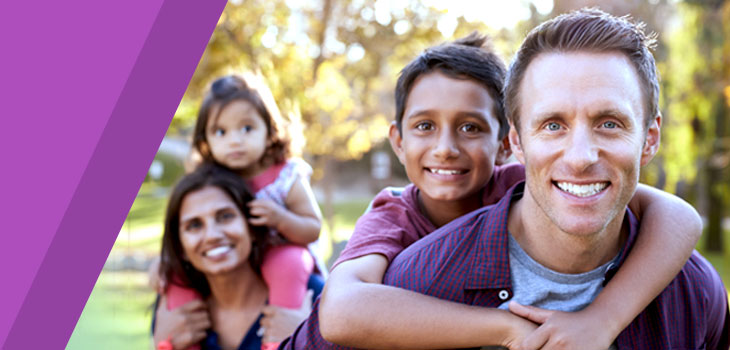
[395,32,509,139]
[504,8,659,132]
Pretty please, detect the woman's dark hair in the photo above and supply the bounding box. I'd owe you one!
[158,163,271,297]
[192,74,290,169]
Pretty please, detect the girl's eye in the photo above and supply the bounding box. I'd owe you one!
[241,125,253,133]
[460,123,480,133]
[602,121,617,129]
[415,122,434,131]
[546,122,561,131]
[214,128,225,137]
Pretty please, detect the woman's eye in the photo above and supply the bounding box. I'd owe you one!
[217,210,236,223]
[602,121,617,129]
[460,123,480,133]
[415,122,434,131]
[214,128,225,137]
[546,122,561,131]
[184,219,203,232]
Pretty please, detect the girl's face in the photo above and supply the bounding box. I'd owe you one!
[178,186,253,277]
[206,100,269,174]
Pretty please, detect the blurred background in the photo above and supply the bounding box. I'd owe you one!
[68,0,730,348]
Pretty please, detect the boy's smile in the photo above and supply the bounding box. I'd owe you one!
[390,71,508,217]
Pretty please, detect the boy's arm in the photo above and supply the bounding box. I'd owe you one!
[510,183,702,348]
[248,177,322,245]
[319,254,537,349]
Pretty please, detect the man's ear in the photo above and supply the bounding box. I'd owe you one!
[388,122,406,165]
[508,123,525,165]
[640,114,661,166]
[495,135,512,165]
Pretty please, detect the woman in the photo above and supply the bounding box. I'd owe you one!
[152,164,322,350]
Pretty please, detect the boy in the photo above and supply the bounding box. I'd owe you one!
[282,33,701,349]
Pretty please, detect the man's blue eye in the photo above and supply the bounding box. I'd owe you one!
[603,121,617,129]
[546,122,561,131]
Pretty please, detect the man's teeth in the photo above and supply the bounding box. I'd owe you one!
[204,245,232,257]
[556,182,608,197]
[429,168,465,175]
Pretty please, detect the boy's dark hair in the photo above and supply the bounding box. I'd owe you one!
[505,8,659,133]
[159,163,271,297]
[193,74,290,168]
[394,32,509,139]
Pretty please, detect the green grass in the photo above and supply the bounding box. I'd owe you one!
[67,272,156,350]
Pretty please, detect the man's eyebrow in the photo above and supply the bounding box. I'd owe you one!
[530,111,563,126]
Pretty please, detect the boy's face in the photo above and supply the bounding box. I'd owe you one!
[390,71,509,207]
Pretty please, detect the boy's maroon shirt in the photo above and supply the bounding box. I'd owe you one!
[333,163,526,268]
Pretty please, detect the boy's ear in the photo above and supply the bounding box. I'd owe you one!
[495,136,512,166]
[508,123,525,165]
[388,122,406,165]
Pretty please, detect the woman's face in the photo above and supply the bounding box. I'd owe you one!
[178,186,253,276]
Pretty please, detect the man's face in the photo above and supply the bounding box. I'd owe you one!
[509,51,660,237]
[390,71,509,209]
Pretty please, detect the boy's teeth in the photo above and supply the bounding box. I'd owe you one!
[204,245,232,257]
[556,182,608,197]
[429,168,465,175]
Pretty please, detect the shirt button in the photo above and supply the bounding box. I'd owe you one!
[498,290,510,300]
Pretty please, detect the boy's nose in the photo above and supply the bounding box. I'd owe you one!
[432,131,460,160]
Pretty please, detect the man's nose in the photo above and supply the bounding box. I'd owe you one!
[432,130,460,160]
[563,126,599,171]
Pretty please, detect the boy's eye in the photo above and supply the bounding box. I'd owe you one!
[602,121,617,129]
[545,122,561,131]
[459,123,480,133]
[214,128,225,137]
[415,122,434,131]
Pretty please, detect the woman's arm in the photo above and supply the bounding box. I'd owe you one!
[152,295,211,350]
[248,177,322,245]
[319,254,536,349]
[510,184,702,349]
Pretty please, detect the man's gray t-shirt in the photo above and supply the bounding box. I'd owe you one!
[488,234,620,350]
[498,234,620,312]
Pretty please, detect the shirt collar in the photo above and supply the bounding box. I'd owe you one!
[464,181,640,290]
[465,182,524,290]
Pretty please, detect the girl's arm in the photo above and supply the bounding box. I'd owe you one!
[248,176,322,245]
[319,254,537,349]
[510,183,702,348]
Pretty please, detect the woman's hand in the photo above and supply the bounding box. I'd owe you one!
[153,295,211,349]
[260,290,314,344]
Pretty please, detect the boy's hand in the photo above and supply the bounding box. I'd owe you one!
[260,290,313,344]
[508,301,615,350]
[497,312,539,350]
[248,199,284,228]
[153,295,211,349]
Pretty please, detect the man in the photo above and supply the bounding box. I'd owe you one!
[383,8,729,349]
